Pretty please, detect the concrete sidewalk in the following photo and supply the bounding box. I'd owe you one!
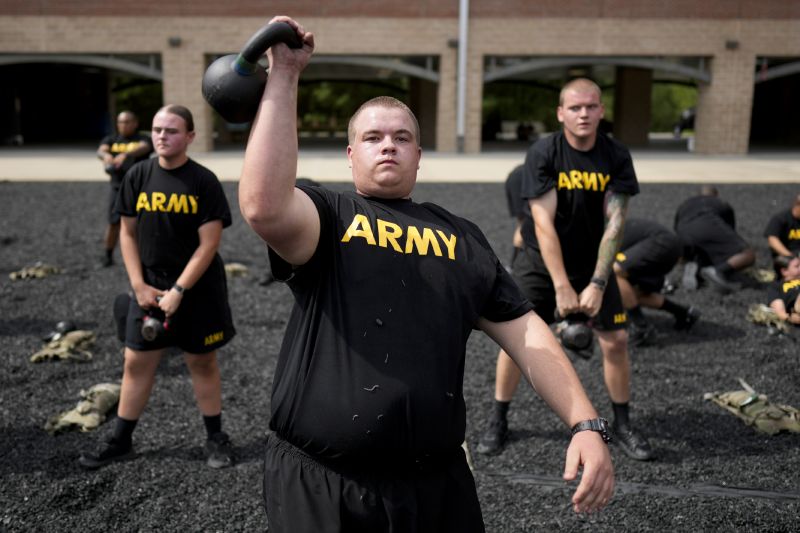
[2,148,800,183]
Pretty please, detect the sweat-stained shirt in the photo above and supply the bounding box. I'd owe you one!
[267,186,533,462]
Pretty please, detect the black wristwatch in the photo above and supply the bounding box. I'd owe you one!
[590,277,607,290]
[571,417,611,444]
[172,283,185,294]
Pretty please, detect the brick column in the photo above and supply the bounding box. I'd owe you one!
[162,46,214,152]
[436,47,458,152]
[464,50,484,153]
[694,53,756,154]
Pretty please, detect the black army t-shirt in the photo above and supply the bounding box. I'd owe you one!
[505,164,529,220]
[520,131,640,280]
[267,186,533,461]
[100,132,153,184]
[622,218,673,249]
[116,158,232,272]
[674,195,736,230]
[768,278,800,311]
[764,209,800,255]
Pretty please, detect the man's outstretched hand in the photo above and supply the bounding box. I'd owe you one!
[563,430,615,513]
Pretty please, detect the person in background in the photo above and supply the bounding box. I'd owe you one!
[504,164,528,272]
[80,105,236,471]
[768,255,800,326]
[673,186,755,293]
[96,110,153,267]
[614,218,700,346]
[478,78,653,462]
[764,193,800,261]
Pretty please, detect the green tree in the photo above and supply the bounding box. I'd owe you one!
[651,83,697,132]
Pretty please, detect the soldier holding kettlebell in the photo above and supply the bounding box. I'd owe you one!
[80,105,236,471]
[479,78,654,462]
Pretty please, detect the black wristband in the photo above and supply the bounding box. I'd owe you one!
[590,277,607,290]
[172,284,185,294]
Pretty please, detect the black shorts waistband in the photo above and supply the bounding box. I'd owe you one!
[266,431,463,479]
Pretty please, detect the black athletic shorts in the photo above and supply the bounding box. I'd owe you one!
[676,218,748,266]
[124,259,235,354]
[615,232,681,293]
[511,248,627,330]
[108,183,122,225]
[262,432,485,533]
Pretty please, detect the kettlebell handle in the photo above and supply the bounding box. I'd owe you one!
[202,21,304,123]
[234,21,303,75]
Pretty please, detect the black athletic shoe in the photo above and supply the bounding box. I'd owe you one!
[476,418,508,456]
[628,321,657,347]
[612,425,654,461]
[79,437,135,470]
[700,266,738,294]
[205,431,235,469]
[674,306,701,330]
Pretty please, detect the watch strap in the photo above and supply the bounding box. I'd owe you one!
[590,277,607,290]
[172,283,185,294]
[571,417,611,443]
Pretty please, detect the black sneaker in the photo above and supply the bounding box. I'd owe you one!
[700,266,738,294]
[476,418,508,455]
[628,321,657,347]
[79,437,135,470]
[612,424,654,461]
[205,431,235,469]
[674,306,701,330]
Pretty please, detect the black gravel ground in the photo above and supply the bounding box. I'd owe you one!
[1,179,799,532]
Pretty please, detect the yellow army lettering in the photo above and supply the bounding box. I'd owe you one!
[341,214,457,260]
[782,279,800,293]
[613,313,627,324]
[788,229,800,240]
[110,141,142,154]
[204,331,224,346]
[557,171,611,192]
[136,192,198,214]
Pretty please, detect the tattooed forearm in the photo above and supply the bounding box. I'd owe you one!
[593,192,629,282]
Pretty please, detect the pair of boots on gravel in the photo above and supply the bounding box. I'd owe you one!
[477,401,654,461]
[79,421,235,470]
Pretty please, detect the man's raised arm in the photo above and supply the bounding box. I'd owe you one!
[239,16,320,266]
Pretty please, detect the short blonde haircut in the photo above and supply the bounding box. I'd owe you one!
[559,78,602,106]
[347,96,420,145]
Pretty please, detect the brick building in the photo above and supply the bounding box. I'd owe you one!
[1,1,799,154]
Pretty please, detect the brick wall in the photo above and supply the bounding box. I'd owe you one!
[1,10,799,153]
[4,1,799,19]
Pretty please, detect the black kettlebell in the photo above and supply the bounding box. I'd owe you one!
[202,21,303,124]
[553,311,593,352]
